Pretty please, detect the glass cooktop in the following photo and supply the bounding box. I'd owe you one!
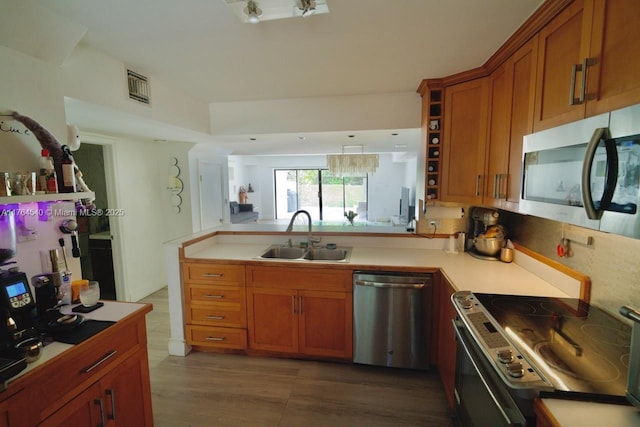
[474,293,631,400]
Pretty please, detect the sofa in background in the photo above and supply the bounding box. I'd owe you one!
[230,201,259,224]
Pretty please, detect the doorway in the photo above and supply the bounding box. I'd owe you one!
[72,143,117,300]
[198,161,225,230]
[274,169,368,223]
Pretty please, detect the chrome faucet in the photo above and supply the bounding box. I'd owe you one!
[285,210,320,247]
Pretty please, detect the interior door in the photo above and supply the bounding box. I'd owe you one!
[199,161,224,230]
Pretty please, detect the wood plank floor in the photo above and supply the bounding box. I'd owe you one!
[141,287,453,426]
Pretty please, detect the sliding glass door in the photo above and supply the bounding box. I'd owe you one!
[274,169,368,223]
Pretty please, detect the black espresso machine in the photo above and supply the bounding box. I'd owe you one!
[0,269,42,382]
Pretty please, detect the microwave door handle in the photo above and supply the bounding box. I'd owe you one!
[581,127,613,219]
[600,138,619,210]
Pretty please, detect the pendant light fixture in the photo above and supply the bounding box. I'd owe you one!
[244,0,262,24]
[327,145,379,177]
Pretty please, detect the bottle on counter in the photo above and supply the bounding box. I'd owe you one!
[39,149,58,194]
[60,145,76,193]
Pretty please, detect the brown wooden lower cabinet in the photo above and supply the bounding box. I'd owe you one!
[0,304,153,427]
[533,398,560,427]
[182,262,248,351]
[41,352,151,426]
[246,265,352,360]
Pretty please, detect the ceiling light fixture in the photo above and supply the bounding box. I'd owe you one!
[298,0,316,17]
[327,145,379,177]
[244,0,262,24]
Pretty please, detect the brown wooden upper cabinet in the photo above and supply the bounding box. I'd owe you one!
[441,78,490,204]
[485,36,538,210]
[534,0,640,131]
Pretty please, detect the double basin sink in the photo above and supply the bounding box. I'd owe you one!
[258,245,351,262]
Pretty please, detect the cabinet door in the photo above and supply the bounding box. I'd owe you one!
[485,61,513,207]
[485,37,537,210]
[504,36,538,210]
[101,350,153,426]
[298,290,352,359]
[0,390,30,427]
[585,0,640,116]
[441,77,490,204]
[437,278,457,409]
[247,287,297,353]
[38,383,103,427]
[533,0,589,130]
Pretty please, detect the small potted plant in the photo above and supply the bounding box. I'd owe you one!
[344,210,357,225]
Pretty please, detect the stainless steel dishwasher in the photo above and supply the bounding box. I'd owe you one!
[353,271,432,370]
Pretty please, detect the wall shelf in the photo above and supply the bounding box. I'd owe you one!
[424,82,443,201]
[0,191,95,205]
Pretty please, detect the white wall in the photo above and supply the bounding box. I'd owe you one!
[210,92,421,135]
[229,153,417,222]
[188,144,230,232]
[0,43,207,301]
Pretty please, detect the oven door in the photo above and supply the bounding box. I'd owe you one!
[453,319,528,427]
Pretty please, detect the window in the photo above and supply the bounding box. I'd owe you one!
[274,169,368,223]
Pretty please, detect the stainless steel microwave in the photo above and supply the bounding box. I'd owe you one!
[520,104,640,239]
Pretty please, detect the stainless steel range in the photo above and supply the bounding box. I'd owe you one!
[452,291,632,426]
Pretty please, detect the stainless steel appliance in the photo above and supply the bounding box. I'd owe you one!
[521,103,640,239]
[469,207,506,261]
[620,305,640,409]
[452,292,631,426]
[353,271,432,369]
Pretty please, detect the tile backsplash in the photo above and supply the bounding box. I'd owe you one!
[500,210,640,319]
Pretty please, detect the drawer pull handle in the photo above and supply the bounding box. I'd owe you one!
[95,398,106,427]
[106,388,117,420]
[206,336,225,341]
[206,315,225,320]
[205,294,224,299]
[83,350,118,373]
[204,273,224,278]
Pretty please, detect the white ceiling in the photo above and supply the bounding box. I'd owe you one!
[33,0,544,155]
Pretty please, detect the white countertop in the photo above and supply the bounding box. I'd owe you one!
[9,301,148,382]
[184,237,577,298]
[542,398,640,426]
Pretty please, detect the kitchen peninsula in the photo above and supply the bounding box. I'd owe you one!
[166,225,639,426]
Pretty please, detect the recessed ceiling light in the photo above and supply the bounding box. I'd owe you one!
[347,135,355,138]
[391,133,399,136]
[297,136,306,140]
[249,137,257,141]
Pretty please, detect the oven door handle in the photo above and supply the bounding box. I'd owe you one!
[453,319,526,427]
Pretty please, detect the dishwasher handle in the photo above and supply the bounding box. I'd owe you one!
[354,280,425,289]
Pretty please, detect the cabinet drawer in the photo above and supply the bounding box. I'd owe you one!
[183,263,245,285]
[187,305,246,327]
[186,284,244,305]
[31,319,141,420]
[187,325,247,349]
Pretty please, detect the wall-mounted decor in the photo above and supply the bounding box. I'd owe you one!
[167,157,183,214]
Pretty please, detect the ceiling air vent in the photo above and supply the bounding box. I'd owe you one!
[126,69,150,105]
